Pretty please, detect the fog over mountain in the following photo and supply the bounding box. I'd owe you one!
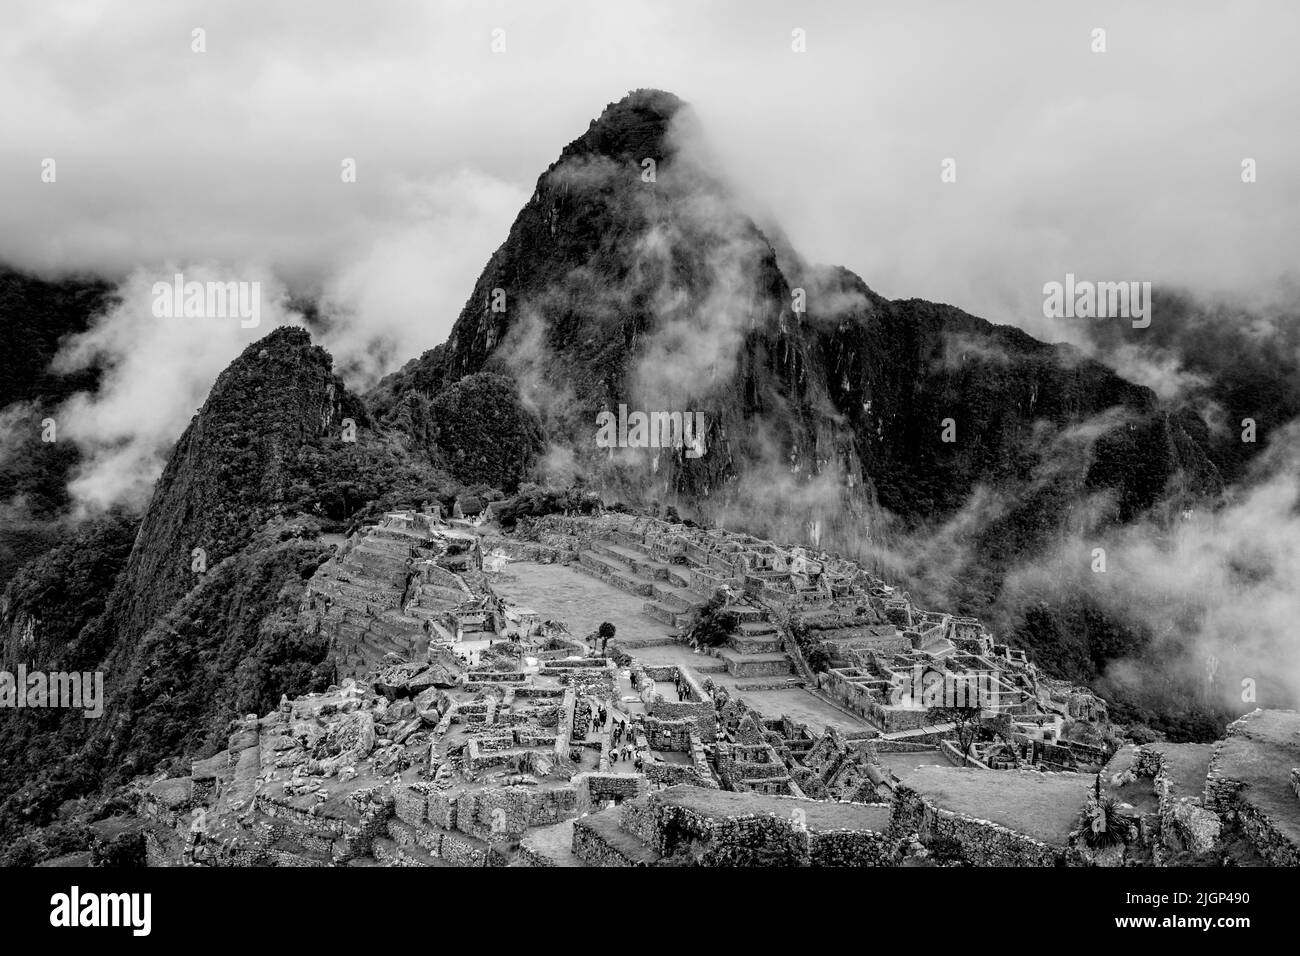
[2,4,1300,877]
[3,1,1297,423]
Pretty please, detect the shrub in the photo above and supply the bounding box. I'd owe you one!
[1083,795,1129,849]
[685,591,737,648]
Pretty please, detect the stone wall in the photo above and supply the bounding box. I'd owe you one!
[643,799,895,866]
[571,819,651,867]
[892,786,1062,866]
[576,772,647,811]
[453,786,580,841]
[1234,800,1300,866]
[868,739,938,754]
[808,829,896,866]
[478,536,573,564]
[646,698,716,741]
[643,715,694,751]
[644,760,709,788]
[724,655,793,679]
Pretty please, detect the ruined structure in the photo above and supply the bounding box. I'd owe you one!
[108,510,1300,868]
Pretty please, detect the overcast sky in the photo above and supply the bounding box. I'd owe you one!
[4,0,1298,507]
[6,0,1298,329]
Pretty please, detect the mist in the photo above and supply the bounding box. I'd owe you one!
[4,2,1300,734]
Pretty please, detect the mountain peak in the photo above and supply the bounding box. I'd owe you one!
[566,88,689,164]
[603,87,686,117]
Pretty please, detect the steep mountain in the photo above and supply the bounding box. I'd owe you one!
[375,89,1220,549]
[87,328,359,656]
[367,89,1228,737]
[0,327,463,825]
[0,89,1239,842]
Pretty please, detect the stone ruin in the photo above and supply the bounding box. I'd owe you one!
[104,510,1300,868]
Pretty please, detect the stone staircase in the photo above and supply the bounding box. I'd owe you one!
[573,538,704,626]
[714,614,793,680]
[573,534,796,680]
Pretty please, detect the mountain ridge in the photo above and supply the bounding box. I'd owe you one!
[0,89,1235,842]
[373,88,1219,546]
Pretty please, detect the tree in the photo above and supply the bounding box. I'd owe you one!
[685,591,737,649]
[598,621,616,651]
[805,644,832,673]
[428,372,545,491]
[928,706,984,758]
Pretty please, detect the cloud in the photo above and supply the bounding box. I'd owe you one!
[1100,342,1211,403]
[2,0,1296,330]
[316,169,529,389]
[50,265,303,512]
[935,332,1015,371]
[14,167,526,512]
[1003,420,1300,713]
[4,0,1300,684]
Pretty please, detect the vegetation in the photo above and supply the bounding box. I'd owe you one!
[927,706,985,758]
[805,644,832,673]
[282,435,461,524]
[786,616,831,673]
[106,530,336,774]
[496,482,600,529]
[0,523,336,841]
[685,591,738,649]
[0,508,137,670]
[1083,794,1129,849]
[0,266,112,409]
[1008,596,1232,742]
[0,818,93,867]
[428,372,545,492]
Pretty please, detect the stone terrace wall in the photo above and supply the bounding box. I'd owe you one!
[390,783,581,860]
[478,535,573,564]
[637,794,895,866]
[1230,799,1300,866]
[892,787,1062,866]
